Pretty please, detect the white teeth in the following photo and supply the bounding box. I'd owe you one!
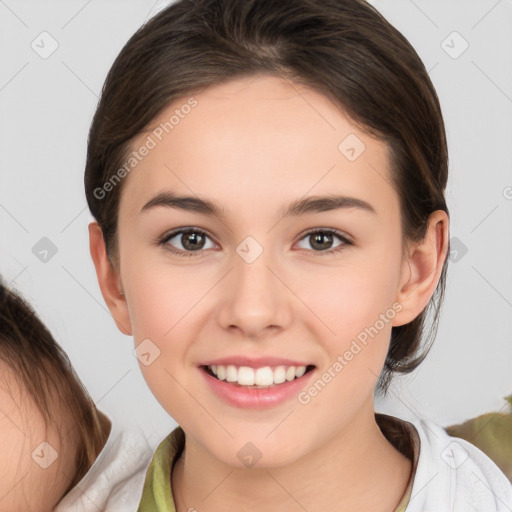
[226,365,238,383]
[238,366,255,385]
[207,364,309,386]
[254,367,274,386]
[295,366,306,378]
[285,366,296,381]
[273,365,286,384]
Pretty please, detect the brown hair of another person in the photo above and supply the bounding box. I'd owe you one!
[0,279,110,495]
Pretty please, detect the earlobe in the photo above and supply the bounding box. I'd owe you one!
[88,222,133,335]
[392,210,449,327]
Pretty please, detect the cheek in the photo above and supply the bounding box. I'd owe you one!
[0,394,77,511]
[123,254,205,340]
[292,253,401,386]
[297,259,398,335]
[293,269,397,425]
[119,227,229,344]
[123,262,207,399]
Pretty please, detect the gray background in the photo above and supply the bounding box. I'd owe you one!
[1,0,511,446]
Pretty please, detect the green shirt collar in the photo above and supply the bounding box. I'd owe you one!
[137,425,185,512]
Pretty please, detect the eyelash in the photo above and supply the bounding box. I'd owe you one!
[157,227,353,258]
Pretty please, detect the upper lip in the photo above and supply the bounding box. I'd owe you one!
[200,356,314,368]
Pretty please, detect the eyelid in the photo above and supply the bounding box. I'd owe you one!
[157,226,353,257]
[158,227,218,248]
[297,227,353,244]
[294,228,353,256]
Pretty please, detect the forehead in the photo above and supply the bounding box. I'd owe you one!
[121,74,397,222]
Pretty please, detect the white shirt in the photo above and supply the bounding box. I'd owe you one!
[403,415,512,511]
[55,413,153,512]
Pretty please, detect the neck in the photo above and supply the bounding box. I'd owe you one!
[171,401,412,512]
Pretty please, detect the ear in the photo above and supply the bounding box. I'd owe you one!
[392,210,450,327]
[88,222,132,335]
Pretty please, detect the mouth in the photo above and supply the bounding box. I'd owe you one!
[200,364,316,389]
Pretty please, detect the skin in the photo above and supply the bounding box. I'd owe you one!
[0,364,78,512]
[90,74,449,511]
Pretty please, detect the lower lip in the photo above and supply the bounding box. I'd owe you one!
[199,366,316,409]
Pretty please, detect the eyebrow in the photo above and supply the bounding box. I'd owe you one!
[140,192,376,218]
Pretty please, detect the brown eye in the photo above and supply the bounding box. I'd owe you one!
[179,231,206,251]
[309,232,334,250]
[160,228,216,257]
[296,229,351,255]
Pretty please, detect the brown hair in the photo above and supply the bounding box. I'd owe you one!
[0,279,109,496]
[84,0,450,393]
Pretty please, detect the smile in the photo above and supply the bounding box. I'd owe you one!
[199,363,317,409]
[205,364,313,388]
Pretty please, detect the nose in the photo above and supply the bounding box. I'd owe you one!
[216,246,292,339]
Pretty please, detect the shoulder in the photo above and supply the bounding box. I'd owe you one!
[405,416,512,511]
[55,412,154,512]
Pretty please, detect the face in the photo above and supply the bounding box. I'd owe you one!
[99,74,438,468]
[0,363,78,512]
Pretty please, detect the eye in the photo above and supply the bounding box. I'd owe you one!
[157,227,352,258]
[158,228,216,258]
[296,228,352,256]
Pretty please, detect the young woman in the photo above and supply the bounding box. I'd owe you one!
[0,279,153,511]
[84,0,512,510]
